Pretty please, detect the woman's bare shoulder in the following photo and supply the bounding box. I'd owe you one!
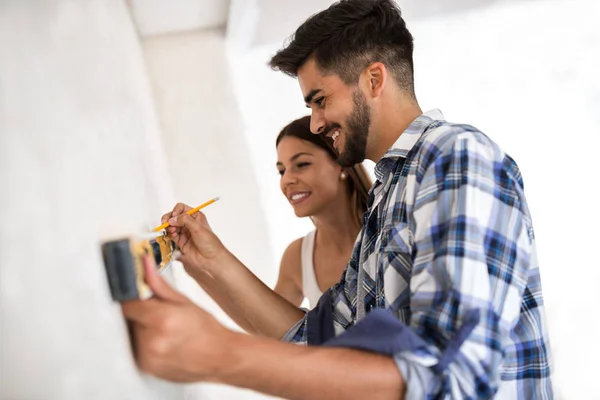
[280,237,303,270]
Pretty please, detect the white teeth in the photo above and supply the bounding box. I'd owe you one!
[291,193,309,201]
[332,130,340,141]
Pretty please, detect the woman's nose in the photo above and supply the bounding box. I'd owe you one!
[281,170,298,186]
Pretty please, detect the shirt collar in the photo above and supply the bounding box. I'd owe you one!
[374,109,445,181]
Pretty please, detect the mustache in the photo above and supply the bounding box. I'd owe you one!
[320,123,341,138]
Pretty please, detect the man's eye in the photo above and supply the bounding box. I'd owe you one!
[315,97,325,107]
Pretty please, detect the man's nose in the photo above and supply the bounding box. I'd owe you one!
[310,110,326,135]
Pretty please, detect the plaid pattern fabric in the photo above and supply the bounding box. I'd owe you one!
[283,110,554,399]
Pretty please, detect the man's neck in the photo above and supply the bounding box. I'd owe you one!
[369,101,422,162]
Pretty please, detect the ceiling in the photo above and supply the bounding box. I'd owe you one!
[127,0,522,46]
[127,0,231,37]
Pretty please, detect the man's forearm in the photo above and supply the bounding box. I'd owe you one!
[213,331,406,400]
[189,251,305,338]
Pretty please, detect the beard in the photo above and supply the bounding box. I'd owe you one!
[337,89,370,168]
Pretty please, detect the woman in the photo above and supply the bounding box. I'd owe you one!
[273,116,372,308]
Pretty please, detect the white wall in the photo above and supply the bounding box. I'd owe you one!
[229,0,600,398]
[141,29,278,400]
[0,1,182,399]
[228,46,316,276]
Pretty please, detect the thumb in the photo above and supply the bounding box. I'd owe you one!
[142,255,185,303]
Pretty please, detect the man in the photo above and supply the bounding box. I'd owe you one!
[123,0,554,398]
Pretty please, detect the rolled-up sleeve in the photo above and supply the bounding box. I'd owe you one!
[282,284,344,345]
[282,314,308,344]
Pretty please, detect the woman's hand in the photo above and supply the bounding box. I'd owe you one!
[161,203,228,278]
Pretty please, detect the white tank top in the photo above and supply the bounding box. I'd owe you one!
[300,230,323,309]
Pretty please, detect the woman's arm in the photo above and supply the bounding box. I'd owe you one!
[163,204,305,339]
[273,239,304,307]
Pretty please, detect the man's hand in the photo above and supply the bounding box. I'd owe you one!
[121,259,404,399]
[122,256,233,382]
[161,203,227,278]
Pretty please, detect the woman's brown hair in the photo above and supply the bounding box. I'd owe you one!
[276,115,372,230]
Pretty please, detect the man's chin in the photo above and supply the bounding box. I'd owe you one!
[338,152,363,168]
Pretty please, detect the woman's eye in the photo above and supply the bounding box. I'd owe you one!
[277,169,285,176]
[297,162,310,169]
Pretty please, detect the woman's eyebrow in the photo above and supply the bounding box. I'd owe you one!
[276,152,314,166]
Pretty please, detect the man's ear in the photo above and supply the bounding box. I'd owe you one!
[362,62,387,98]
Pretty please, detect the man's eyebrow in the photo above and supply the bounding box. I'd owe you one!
[304,89,322,104]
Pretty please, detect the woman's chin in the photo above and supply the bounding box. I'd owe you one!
[293,209,310,218]
[292,204,312,218]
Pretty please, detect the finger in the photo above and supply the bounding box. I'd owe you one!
[171,203,192,218]
[171,231,189,250]
[127,321,139,360]
[164,227,179,238]
[142,255,186,303]
[167,213,200,233]
[122,299,159,326]
[161,212,172,224]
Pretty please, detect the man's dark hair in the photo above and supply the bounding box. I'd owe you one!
[269,0,415,94]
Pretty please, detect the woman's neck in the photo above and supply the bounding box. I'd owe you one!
[311,195,360,254]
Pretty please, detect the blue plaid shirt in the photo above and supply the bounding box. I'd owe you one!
[283,110,554,399]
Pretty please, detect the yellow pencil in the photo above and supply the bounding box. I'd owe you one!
[152,196,220,232]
